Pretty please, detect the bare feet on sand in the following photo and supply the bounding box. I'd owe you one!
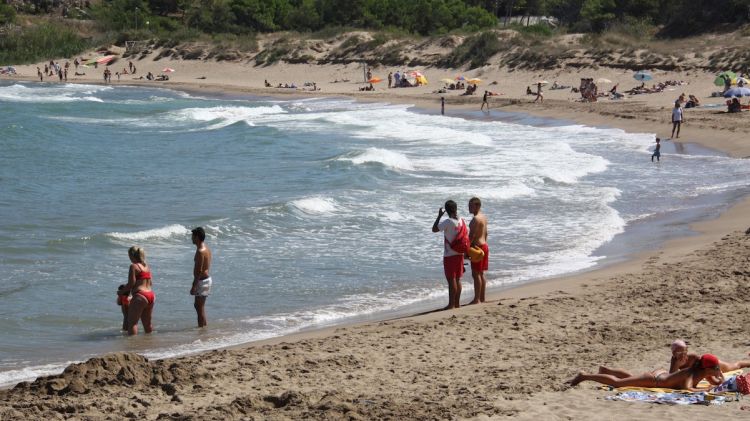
[567,372,585,387]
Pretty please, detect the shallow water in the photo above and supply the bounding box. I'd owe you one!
[1,82,749,386]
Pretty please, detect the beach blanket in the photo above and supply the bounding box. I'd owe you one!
[602,370,743,405]
[605,390,726,405]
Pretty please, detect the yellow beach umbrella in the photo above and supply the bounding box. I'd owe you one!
[467,78,482,84]
[441,78,454,84]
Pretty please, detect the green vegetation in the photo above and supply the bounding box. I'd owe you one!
[0,22,93,64]
[440,31,503,69]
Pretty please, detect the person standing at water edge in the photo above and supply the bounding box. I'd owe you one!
[191,227,212,328]
[651,137,661,162]
[481,91,489,112]
[123,246,155,335]
[432,200,466,310]
[671,101,683,139]
[468,197,489,304]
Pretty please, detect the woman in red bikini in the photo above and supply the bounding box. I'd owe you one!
[124,246,155,335]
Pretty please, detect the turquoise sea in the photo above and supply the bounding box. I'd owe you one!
[1,81,749,386]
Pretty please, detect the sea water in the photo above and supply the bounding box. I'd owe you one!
[1,82,749,386]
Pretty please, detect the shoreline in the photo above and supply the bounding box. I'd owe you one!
[2,78,749,376]
[0,72,750,419]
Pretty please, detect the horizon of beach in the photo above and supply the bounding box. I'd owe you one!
[2,57,750,419]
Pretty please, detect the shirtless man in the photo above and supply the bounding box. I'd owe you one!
[468,197,488,304]
[190,227,212,328]
[569,354,722,391]
[669,339,750,374]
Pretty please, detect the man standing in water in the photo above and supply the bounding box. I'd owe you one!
[190,227,212,328]
[468,197,488,304]
[432,200,466,309]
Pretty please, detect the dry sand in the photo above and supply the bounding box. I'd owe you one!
[3,53,750,420]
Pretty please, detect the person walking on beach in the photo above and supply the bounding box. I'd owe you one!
[123,246,155,335]
[651,137,661,162]
[37,67,43,82]
[534,82,544,103]
[671,101,683,138]
[190,227,212,328]
[388,71,393,88]
[432,200,467,310]
[481,90,489,112]
[468,197,489,304]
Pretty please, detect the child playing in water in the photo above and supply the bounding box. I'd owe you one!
[116,284,130,331]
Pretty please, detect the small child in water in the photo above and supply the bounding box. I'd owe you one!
[116,284,130,331]
[651,137,661,162]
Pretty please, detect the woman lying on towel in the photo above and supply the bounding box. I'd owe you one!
[568,354,722,391]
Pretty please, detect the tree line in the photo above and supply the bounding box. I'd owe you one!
[6,0,750,37]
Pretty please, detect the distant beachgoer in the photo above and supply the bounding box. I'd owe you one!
[432,200,466,310]
[123,246,154,335]
[441,96,445,115]
[651,137,661,162]
[670,339,750,375]
[686,94,700,108]
[37,67,43,82]
[671,101,683,138]
[129,60,134,73]
[63,68,68,82]
[534,82,543,103]
[73,58,79,69]
[568,354,723,391]
[190,227,212,328]
[388,71,393,88]
[366,68,372,81]
[481,90,489,112]
[723,74,732,93]
[468,197,488,304]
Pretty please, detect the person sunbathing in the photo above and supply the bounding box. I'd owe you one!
[569,354,722,391]
[669,339,750,374]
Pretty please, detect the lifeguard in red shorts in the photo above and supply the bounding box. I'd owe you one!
[468,197,489,304]
[432,200,466,310]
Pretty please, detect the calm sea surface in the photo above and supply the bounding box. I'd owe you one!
[1,82,749,386]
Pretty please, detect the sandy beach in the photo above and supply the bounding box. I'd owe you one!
[3,52,750,420]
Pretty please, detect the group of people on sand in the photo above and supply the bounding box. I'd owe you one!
[569,339,750,391]
[116,227,213,335]
[432,197,489,310]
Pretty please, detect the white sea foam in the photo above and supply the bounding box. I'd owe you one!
[0,83,111,103]
[340,148,415,171]
[472,181,537,200]
[288,197,338,214]
[0,362,73,388]
[106,224,189,241]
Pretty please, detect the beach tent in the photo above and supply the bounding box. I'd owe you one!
[714,71,737,86]
[723,87,750,97]
[162,67,175,73]
[83,55,116,67]
[633,71,652,81]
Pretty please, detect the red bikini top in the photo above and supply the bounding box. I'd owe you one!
[136,271,152,280]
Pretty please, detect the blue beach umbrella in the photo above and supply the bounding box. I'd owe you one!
[723,87,750,97]
[633,71,653,81]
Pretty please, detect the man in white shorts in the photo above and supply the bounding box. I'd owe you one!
[190,227,212,328]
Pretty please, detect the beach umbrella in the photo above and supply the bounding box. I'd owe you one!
[536,80,549,85]
[596,78,612,84]
[455,75,466,81]
[162,67,175,73]
[467,78,482,84]
[441,78,455,84]
[415,75,428,85]
[723,87,750,97]
[714,71,737,86]
[633,71,652,81]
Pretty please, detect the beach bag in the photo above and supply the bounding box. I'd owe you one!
[736,372,750,395]
[446,220,470,254]
[467,245,485,263]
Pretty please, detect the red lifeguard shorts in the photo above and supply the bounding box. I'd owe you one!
[470,243,489,272]
[443,255,464,279]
